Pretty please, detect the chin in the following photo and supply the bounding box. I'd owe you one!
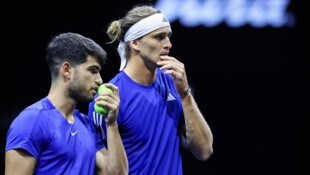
[86,95,94,102]
[76,95,93,103]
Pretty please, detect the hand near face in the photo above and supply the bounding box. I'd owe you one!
[157,56,189,96]
[94,83,120,125]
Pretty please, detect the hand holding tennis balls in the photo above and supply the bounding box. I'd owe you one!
[94,84,113,115]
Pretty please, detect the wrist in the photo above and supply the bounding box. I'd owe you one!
[179,87,191,99]
[106,121,118,128]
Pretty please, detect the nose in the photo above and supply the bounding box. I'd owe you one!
[95,74,103,86]
[163,37,172,50]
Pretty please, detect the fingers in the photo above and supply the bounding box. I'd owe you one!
[101,83,119,99]
[95,83,120,113]
[157,56,189,95]
[157,56,185,79]
[95,97,118,113]
[157,55,182,68]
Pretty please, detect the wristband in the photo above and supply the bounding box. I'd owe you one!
[180,87,191,98]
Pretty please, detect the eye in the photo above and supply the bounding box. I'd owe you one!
[168,32,172,38]
[89,67,100,74]
[155,34,165,40]
[155,32,172,41]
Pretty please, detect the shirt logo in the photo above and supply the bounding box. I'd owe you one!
[162,16,168,23]
[71,131,79,136]
[92,111,106,140]
[167,93,176,101]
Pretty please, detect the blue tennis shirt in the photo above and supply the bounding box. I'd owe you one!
[89,69,184,175]
[6,97,104,175]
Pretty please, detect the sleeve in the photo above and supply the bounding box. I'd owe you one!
[88,100,107,147]
[5,110,48,159]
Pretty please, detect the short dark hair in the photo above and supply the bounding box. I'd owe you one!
[46,32,107,79]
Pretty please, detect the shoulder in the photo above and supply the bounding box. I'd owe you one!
[75,110,96,129]
[156,68,174,86]
[109,71,125,85]
[9,98,55,132]
[75,110,90,123]
[156,68,171,80]
[6,99,53,154]
[15,101,46,122]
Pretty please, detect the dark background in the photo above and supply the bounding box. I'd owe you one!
[1,0,307,174]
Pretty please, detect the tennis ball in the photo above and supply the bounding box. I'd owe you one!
[94,85,113,115]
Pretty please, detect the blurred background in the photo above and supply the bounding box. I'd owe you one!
[1,0,307,174]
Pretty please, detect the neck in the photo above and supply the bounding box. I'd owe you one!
[47,82,76,123]
[124,55,157,85]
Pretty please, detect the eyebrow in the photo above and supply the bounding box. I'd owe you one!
[152,30,172,36]
[88,65,101,71]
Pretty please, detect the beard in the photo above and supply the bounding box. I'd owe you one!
[68,77,93,103]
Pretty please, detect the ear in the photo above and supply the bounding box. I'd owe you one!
[61,62,72,80]
[130,40,140,51]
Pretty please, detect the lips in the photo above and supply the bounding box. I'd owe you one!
[93,85,99,92]
[161,52,169,56]
[91,86,99,95]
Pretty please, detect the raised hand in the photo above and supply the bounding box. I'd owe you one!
[94,83,120,125]
[157,55,190,97]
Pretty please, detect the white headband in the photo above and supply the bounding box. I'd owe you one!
[117,13,170,71]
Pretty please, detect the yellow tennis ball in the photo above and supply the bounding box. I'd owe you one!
[94,85,113,115]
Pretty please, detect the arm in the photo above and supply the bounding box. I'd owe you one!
[5,149,37,175]
[96,123,128,175]
[95,84,128,175]
[158,56,213,161]
[181,92,213,160]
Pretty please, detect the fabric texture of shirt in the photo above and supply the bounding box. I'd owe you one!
[6,97,104,175]
[88,68,184,175]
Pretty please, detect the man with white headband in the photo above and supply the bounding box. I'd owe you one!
[117,13,171,71]
[88,4,213,175]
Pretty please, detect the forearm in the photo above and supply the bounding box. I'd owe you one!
[105,123,128,175]
[182,93,213,160]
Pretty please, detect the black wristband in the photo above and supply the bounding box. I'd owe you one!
[180,87,191,98]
